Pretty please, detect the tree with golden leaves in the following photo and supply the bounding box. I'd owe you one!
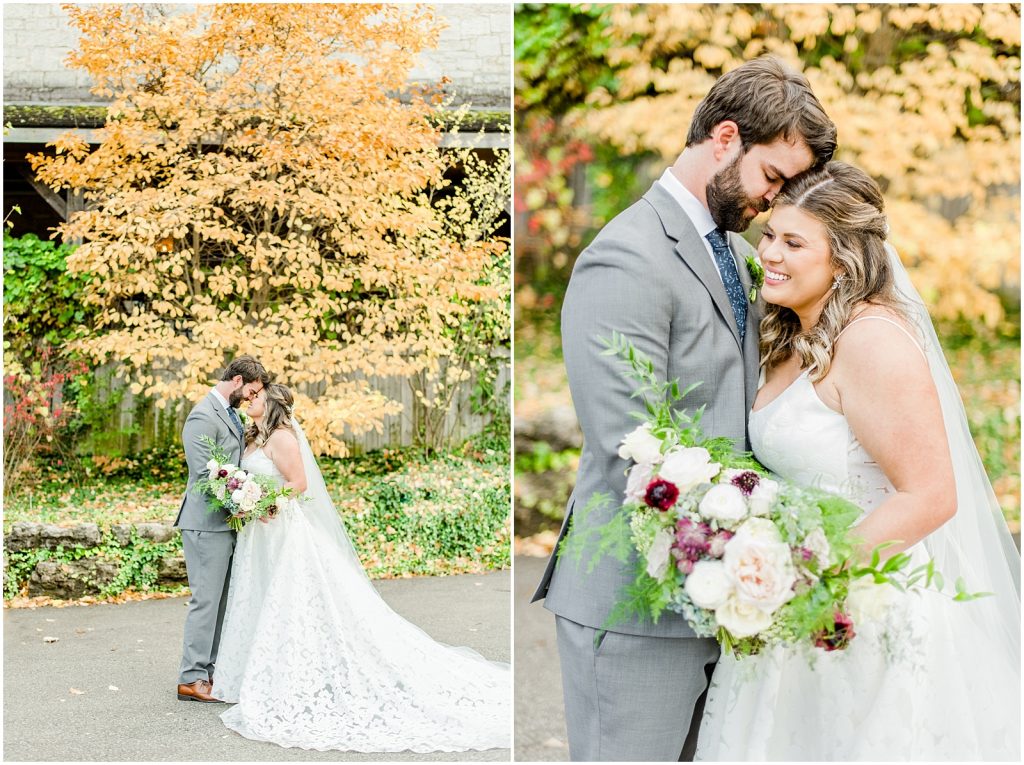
[32,3,507,455]
[516,3,1020,326]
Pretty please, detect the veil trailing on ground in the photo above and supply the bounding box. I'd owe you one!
[289,416,510,668]
[886,243,1020,655]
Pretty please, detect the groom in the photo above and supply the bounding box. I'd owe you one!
[532,57,837,760]
[175,355,270,702]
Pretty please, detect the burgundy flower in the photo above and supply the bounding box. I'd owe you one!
[218,468,229,478]
[799,547,815,561]
[644,479,679,511]
[707,529,734,558]
[730,470,761,497]
[673,517,711,558]
[226,477,241,490]
[813,611,856,652]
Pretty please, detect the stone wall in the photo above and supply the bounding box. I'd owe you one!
[4,522,186,599]
[3,3,510,108]
[3,4,97,103]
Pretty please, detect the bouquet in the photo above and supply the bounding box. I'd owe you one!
[561,333,985,657]
[194,436,298,532]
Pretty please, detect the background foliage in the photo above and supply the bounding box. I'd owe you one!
[514,3,1021,537]
[29,3,509,458]
[3,4,512,590]
[4,437,509,600]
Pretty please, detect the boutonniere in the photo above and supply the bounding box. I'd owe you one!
[239,410,253,428]
[745,255,764,303]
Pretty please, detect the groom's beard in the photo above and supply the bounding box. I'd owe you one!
[706,153,766,232]
[228,389,246,408]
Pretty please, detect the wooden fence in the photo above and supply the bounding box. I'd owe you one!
[84,350,510,455]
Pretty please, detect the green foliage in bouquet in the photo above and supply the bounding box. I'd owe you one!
[559,330,762,575]
[558,334,989,656]
[193,437,297,532]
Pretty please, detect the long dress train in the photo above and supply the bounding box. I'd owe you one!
[211,444,509,753]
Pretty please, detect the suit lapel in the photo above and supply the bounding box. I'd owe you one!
[730,231,754,298]
[207,393,243,454]
[726,235,764,414]
[742,301,762,413]
[643,184,742,349]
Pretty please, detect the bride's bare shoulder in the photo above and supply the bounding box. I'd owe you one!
[834,303,927,373]
[264,426,300,460]
[846,301,910,326]
[267,426,300,448]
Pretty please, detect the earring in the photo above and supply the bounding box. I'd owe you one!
[831,274,844,290]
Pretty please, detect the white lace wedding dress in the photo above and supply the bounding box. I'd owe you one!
[695,324,1021,761]
[210,445,510,752]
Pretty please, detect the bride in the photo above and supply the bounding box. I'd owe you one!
[695,162,1020,760]
[209,383,510,752]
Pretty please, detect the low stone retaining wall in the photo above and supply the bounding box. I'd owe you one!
[3,522,187,600]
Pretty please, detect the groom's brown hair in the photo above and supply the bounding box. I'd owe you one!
[686,56,837,166]
[220,355,270,385]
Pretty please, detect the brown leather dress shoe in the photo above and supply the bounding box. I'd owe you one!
[176,679,221,703]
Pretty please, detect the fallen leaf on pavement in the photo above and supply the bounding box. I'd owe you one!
[69,688,85,695]
[42,636,58,643]
[108,685,119,691]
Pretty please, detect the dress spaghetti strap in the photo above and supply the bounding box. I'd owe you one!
[836,315,928,362]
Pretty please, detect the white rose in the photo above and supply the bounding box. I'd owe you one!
[230,488,245,504]
[684,560,733,609]
[233,469,247,481]
[625,462,655,503]
[239,496,257,513]
[802,527,832,567]
[206,459,220,475]
[723,519,797,614]
[735,516,784,543]
[658,447,720,492]
[243,480,263,501]
[846,576,899,625]
[618,423,663,466]
[213,484,227,501]
[715,595,774,638]
[645,528,675,581]
[698,484,748,524]
[749,478,779,516]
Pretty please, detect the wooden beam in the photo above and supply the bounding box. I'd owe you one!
[15,164,66,219]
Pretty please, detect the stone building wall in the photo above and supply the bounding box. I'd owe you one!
[2,3,510,108]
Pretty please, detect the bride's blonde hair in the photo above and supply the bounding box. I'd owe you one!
[246,383,295,446]
[759,162,909,381]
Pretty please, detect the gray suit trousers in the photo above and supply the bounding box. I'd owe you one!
[177,529,236,684]
[556,616,719,762]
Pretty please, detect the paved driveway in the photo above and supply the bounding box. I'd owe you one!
[4,570,511,762]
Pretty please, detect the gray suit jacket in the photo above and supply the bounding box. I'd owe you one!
[174,392,244,532]
[533,182,762,637]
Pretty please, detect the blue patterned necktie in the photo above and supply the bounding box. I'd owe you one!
[227,406,244,441]
[705,228,747,342]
